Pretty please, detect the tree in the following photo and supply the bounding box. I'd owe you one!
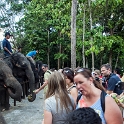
[71,0,77,69]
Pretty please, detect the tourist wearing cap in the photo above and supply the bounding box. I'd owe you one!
[2,32,13,57]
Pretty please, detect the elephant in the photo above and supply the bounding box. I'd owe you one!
[3,52,36,102]
[0,60,22,111]
[35,60,44,86]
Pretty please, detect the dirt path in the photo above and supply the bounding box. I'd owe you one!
[1,90,44,124]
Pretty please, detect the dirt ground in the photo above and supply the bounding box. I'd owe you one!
[1,90,44,124]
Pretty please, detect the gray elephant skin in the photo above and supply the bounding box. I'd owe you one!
[0,60,22,110]
[3,52,36,102]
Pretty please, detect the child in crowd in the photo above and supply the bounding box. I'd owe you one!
[68,107,102,124]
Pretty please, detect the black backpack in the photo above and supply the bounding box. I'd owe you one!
[76,90,107,113]
[115,81,124,90]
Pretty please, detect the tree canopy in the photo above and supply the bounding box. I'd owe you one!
[0,0,124,71]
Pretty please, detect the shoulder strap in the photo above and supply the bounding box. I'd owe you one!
[77,91,107,113]
[76,94,82,104]
[46,70,52,74]
[100,90,107,113]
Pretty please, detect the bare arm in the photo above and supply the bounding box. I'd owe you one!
[70,88,78,104]
[4,47,12,54]
[104,96,123,124]
[106,90,113,95]
[44,110,52,124]
[34,80,48,94]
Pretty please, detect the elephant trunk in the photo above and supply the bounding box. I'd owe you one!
[5,77,22,101]
[25,67,36,102]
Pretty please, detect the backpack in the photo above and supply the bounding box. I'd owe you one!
[115,81,124,90]
[76,90,107,113]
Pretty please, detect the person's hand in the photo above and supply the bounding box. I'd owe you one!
[117,100,124,108]
[119,92,124,98]
[110,93,118,98]
[9,51,12,55]
[33,89,40,94]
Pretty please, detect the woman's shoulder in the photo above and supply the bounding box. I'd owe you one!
[45,96,55,103]
[104,95,123,123]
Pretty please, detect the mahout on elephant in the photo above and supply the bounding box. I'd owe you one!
[3,52,36,102]
[0,60,22,111]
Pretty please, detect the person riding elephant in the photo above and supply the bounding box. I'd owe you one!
[3,52,36,102]
[0,60,22,111]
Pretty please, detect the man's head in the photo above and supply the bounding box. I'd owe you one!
[5,32,12,39]
[114,67,121,75]
[68,107,102,124]
[101,63,112,77]
[18,46,22,52]
[36,50,38,53]
[42,64,48,72]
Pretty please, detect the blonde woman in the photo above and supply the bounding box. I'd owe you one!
[43,71,75,124]
[63,68,78,104]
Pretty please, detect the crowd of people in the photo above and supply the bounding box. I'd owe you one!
[32,63,124,124]
[1,32,124,124]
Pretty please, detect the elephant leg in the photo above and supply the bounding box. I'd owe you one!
[4,89,10,110]
[0,89,10,111]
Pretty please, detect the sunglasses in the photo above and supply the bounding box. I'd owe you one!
[63,70,73,75]
[76,68,84,73]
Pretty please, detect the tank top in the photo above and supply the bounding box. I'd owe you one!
[67,84,76,93]
[77,96,107,124]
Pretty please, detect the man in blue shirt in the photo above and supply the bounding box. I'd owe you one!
[101,63,123,95]
[2,32,13,57]
[26,50,38,65]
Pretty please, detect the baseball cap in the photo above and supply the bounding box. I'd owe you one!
[5,32,12,37]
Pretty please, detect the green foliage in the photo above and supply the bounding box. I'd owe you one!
[1,0,124,69]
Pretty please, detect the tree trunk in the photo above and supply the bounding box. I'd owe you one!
[88,0,94,71]
[82,3,86,68]
[58,43,62,69]
[47,30,50,68]
[86,57,88,68]
[71,0,77,70]
[115,51,119,68]
[109,49,112,67]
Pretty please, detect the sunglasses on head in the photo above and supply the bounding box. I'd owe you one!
[76,68,84,73]
[64,70,71,74]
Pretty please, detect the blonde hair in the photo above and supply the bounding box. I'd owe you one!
[45,71,74,112]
